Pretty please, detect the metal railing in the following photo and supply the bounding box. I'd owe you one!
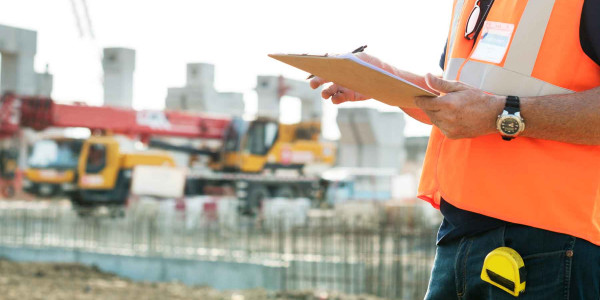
[0,201,437,299]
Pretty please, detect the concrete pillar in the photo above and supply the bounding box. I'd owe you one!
[255,76,280,119]
[186,63,214,88]
[336,108,406,170]
[335,109,360,168]
[255,75,322,121]
[0,24,42,95]
[35,70,53,97]
[165,63,244,116]
[102,47,135,108]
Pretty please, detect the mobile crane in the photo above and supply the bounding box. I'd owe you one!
[0,93,336,214]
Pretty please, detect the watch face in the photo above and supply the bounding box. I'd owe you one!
[501,117,521,135]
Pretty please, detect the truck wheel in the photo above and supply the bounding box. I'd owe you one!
[2,185,15,198]
[109,206,126,218]
[75,206,93,218]
[274,186,297,199]
[247,186,270,216]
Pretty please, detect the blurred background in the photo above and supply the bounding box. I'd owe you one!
[0,1,450,299]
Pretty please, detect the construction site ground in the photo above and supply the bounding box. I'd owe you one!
[0,259,385,300]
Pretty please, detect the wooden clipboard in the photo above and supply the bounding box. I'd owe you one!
[268,53,436,108]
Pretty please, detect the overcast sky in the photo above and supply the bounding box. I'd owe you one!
[0,0,452,138]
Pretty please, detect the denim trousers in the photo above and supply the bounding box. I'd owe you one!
[424,224,600,300]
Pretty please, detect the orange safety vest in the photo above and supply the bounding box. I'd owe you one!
[418,0,600,245]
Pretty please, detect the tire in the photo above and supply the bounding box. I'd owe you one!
[274,186,297,199]
[247,186,270,216]
[109,206,125,218]
[75,206,93,218]
[2,185,15,198]
[69,192,85,207]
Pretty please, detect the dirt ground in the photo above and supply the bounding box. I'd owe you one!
[0,259,384,300]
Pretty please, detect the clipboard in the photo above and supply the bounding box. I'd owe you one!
[268,53,436,108]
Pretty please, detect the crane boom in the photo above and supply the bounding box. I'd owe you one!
[0,93,231,140]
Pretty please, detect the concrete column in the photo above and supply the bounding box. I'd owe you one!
[35,71,53,97]
[335,109,360,168]
[255,76,280,119]
[186,63,214,88]
[0,24,39,95]
[336,108,406,170]
[165,63,244,116]
[102,47,136,108]
[255,75,322,121]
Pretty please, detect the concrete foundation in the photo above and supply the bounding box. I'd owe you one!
[0,245,284,291]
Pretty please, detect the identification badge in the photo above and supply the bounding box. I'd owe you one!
[470,21,514,64]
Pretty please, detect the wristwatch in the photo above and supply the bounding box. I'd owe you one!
[496,96,525,141]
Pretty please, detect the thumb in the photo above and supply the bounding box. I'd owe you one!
[424,73,469,94]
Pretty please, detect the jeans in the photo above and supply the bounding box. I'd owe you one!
[424,224,600,299]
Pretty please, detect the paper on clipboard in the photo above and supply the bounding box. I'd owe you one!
[268,53,436,108]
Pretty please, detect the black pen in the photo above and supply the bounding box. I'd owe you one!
[306,45,368,80]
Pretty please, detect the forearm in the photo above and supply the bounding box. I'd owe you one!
[401,108,433,125]
[520,87,600,145]
[364,56,435,124]
[364,54,438,95]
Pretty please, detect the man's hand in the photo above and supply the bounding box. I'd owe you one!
[309,77,370,104]
[309,53,379,104]
[414,74,505,139]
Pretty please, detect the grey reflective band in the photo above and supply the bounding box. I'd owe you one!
[503,0,556,76]
[443,58,465,80]
[447,0,466,63]
[459,61,573,96]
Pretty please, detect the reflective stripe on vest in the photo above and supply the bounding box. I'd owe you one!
[419,0,600,245]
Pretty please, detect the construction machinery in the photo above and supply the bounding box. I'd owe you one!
[22,137,83,197]
[0,147,18,197]
[0,93,335,214]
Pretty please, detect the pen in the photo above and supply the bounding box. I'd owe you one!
[306,45,368,80]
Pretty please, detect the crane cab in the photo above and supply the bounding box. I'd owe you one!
[23,138,83,197]
[219,117,336,174]
[75,136,175,208]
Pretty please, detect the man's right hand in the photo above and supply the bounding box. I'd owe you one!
[309,52,434,125]
[309,52,384,104]
[309,76,370,104]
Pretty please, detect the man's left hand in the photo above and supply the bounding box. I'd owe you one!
[414,74,506,139]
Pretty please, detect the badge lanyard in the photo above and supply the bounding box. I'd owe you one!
[465,0,495,40]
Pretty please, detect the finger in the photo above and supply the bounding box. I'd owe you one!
[424,73,470,94]
[331,89,355,104]
[331,93,348,104]
[309,76,330,89]
[414,96,442,112]
[322,83,346,99]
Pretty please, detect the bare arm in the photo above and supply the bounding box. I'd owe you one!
[520,87,600,144]
[414,74,600,145]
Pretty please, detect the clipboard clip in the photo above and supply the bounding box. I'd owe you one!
[306,45,368,80]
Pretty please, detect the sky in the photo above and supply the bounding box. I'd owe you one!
[0,0,452,139]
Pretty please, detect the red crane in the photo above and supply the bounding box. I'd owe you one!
[0,93,231,140]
